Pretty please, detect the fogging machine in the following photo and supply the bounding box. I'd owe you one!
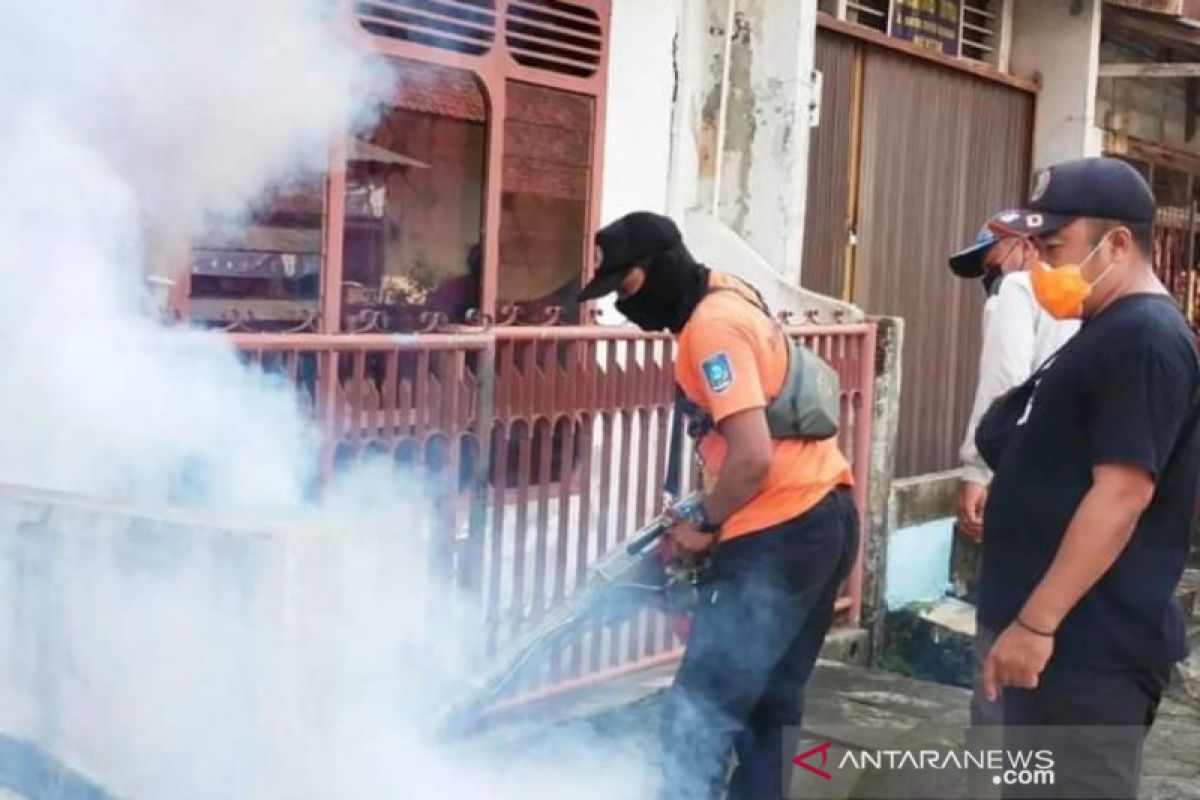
[438,491,704,737]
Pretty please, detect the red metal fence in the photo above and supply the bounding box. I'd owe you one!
[1155,207,1199,328]
[230,320,877,704]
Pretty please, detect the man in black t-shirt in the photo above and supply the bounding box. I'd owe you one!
[975,158,1200,799]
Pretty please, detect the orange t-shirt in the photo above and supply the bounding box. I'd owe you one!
[675,273,853,542]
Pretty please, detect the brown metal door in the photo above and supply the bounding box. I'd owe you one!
[802,32,859,300]
[804,28,1034,478]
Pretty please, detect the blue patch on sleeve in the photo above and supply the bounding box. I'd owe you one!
[701,352,734,394]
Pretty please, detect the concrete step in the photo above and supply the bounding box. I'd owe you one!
[892,579,1200,710]
[880,598,975,689]
[1170,610,1200,711]
[819,626,870,666]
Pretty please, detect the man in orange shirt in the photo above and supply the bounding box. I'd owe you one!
[578,212,859,800]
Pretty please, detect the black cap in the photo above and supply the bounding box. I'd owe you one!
[948,209,1020,279]
[578,211,683,301]
[988,157,1156,238]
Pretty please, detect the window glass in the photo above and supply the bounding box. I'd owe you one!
[342,59,487,331]
[497,81,594,324]
[189,179,324,329]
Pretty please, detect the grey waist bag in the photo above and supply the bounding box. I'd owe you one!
[684,286,841,442]
[765,334,841,440]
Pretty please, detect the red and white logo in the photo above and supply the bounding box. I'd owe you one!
[793,741,833,781]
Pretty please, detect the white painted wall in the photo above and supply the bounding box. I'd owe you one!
[600,0,679,224]
[1010,0,1104,171]
[595,0,680,324]
[682,211,861,321]
[666,0,709,221]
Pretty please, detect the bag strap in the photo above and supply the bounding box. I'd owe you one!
[664,386,690,497]
[704,281,797,397]
[705,282,774,321]
[666,281,782,478]
[1027,337,1073,385]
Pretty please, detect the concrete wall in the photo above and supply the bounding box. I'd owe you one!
[594,0,679,323]
[598,0,860,323]
[882,471,960,611]
[1010,0,1104,171]
[0,484,469,799]
[680,210,862,321]
[680,0,859,321]
[600,0,678,223]
[712,0,819,288]
[861,316,904,658]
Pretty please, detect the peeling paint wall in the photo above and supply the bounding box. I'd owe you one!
[689,0,820,279]
[683,0,850,318]
[712,0,818,287]
[665,0,708,221]
[600,0,859,321]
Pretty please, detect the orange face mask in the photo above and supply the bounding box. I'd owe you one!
[1029,237,1114,320]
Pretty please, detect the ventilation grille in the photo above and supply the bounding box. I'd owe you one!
[357,0,497,56]
[505,0,603,78]
[961,1,998,64]
[845,0,890,34]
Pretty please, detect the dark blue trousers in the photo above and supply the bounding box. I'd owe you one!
[659,488,859,800]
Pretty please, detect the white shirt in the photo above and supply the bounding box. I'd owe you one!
[960,271,1081,485]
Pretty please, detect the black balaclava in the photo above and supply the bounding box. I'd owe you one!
[982,264,1004,296]
[582,212,711,333]
[616,243,710,333]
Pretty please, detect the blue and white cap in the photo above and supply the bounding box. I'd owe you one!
[947,210,1019,279]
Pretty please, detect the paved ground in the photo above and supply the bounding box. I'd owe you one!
[487,655,1200,799]
[2,653,1195,798]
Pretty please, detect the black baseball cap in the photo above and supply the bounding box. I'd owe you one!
[987,157,1156,238]
[578,211,682,301]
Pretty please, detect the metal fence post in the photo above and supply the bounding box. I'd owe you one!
[463,334,496,603]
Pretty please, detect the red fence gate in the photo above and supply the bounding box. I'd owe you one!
[231,319,877,707]
[1155,206,1199,328]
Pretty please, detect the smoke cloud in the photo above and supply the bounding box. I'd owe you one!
[0,1,654,797]
[0,0,375,509]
